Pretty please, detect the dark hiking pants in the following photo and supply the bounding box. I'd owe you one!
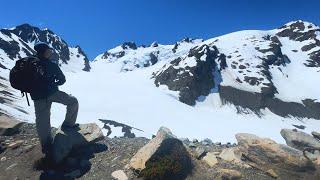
[33,90,79,154]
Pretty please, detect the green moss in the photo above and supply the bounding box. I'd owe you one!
[139,138,193,180]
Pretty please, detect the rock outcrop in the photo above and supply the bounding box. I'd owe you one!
[0,115,24,136]
[52,123,104,163]
[235,133,315,174]
[128,127,192,179]
[280,129,320,151]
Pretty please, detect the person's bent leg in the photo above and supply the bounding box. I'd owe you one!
[34,99,52,155]
[49,91,79,127]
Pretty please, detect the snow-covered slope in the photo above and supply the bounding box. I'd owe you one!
[95,20,320,119]
[1,20,320,144]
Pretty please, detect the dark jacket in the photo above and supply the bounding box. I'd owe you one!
[30,56,66,100]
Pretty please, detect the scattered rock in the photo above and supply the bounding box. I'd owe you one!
[1,156,6,161]
[312,131,320,141]
[195,146,206,159]
[201,138,213,146]
[192,139,198,143]
[315,156,320,166]
[129,127,192,179]
[266,169,278,178]
[0,115,24,136]
[202,152,218,167]
[52,123,104,163]
[280,129,320,151]
[188,142,197,148]
[8,140,24,149]
[219,147,241,163]
[236,133,314,172]
[6,163,17,171]
[217,168,242,180]
[304,150,320,161]
[111,170,128,180]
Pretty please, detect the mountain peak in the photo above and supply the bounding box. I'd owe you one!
[279,20,319,32]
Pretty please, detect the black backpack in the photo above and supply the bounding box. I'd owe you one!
[9,56,46,105]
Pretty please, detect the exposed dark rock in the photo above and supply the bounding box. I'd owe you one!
[276,21,320,67]
[75,45,91,72]
[154,45,220,105]
[121,42,137,50]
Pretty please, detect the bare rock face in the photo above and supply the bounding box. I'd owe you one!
[154,45,221,105]
[0,115,24,136]
[235,133,315,173]
[280,129,320,151]
[52,123,104,164]
[129,127,192,179]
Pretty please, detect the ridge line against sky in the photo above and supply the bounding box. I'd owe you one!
[0,0,319,59]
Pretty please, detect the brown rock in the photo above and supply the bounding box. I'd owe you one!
[266,169,278,178]
[0,115,24,136]
[218,168,242,180]
[235,133,314,172]
[129,127,192,180]
[8,140,24,149]
[202,152,218,167]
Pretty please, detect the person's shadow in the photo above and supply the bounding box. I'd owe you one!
[36,129,108,180]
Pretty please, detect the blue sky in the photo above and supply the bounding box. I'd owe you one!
[1,0,319,59]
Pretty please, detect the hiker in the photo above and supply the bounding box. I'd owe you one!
[31,42,79,158]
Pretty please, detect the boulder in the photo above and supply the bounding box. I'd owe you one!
[202,152,218,167]
[219,147,241,163]
[129,127,192,179]
[111,170,128,180]
[0,115,24,136]
[312,131,320,141]
[235,133,314,172]
[280,129,320,151]
[52,123,104,164]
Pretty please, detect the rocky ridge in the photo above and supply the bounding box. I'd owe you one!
[0,116,319,179]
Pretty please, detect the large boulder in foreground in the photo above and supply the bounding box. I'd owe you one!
[0,115,24,136]
[235,133,314,173]
[280,129,320,151]
[53,123,104,164]
[129,127,192,179]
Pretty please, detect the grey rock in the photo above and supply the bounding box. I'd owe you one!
[111,170,128,180]
[195,146,206,159]
[53,123,104,164]
[202,152,218,167]
[201,138,213,146]
[0,115,24,136]
[188,142,197,148]
[236,133,313,172]
[280,129,320,151]
[129,127,192,179]
[312,131,320,141]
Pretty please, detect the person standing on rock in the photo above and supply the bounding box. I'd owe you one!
[31,42,79,159]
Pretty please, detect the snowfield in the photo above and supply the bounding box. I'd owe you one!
[10,59,320,144]
[2,21,320,144]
